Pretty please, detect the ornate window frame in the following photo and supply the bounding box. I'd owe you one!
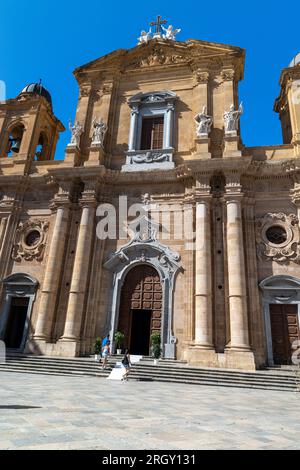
[11,219,49,262]
[122,91,177,172]
[256,212,300,262]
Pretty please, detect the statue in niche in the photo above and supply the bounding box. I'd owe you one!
[223,103,243,133]
[69,120,83,147]
[92,117,108,146]
[194,106,213,136]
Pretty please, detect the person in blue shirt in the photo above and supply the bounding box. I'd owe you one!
[101,335,110,349]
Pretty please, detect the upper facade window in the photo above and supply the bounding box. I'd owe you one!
[122,91,177,172]
[141,116,164,150]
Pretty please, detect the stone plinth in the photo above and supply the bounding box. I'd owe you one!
[64,145,81,166]
[223,131,242,157]
[194,136,211,158]
[85,144,105,167]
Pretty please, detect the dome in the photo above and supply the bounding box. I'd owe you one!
[288,53,300,68]
[20,83,52,106]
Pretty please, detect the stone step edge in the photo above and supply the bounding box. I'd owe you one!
[2,368,300,393]
[0,361,297,382]
[4,356,298,380]
[0,365,296,388]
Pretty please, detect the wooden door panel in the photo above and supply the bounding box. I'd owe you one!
[270,304,299,364]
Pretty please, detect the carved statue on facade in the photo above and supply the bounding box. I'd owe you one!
[223,103,243,133]
[69,120,83,147]
[138,29,152,44]
[194,106,213,136]
[161,25,181,41]
[92,117,108,146]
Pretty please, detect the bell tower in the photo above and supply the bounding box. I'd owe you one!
[0,83,64,169]
[275,53,300,154]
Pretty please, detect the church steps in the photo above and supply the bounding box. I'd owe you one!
[129,366,297,384]
[0,363,111,377]
[133,362,298,382]
[0,355,298,392]
[128,376,296,392]
[128,369,297,389]
[0,365,110,378]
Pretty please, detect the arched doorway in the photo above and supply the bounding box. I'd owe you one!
[118,265,162,355]
[0,273,38,351]
[260,275,300,365]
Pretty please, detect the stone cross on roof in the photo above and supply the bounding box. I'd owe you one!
[150,15,168,37]
[137,16,181,45]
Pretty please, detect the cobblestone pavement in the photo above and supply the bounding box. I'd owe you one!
[0,372,299,450]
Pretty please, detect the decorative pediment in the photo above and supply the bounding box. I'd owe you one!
[104,215,181,278]
[74,39,244,79]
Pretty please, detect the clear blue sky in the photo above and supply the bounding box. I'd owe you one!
[1,0,299,159]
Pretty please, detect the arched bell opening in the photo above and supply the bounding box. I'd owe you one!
[34,132,49,161]
[5,124,25,157]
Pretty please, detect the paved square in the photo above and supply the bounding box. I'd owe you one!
[0,372,299,449]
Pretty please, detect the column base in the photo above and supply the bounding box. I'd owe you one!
[224,349,256,370]
[192,341,215,350]
[185,346,256,370]
[26,338,56,356]
[56,338,81,357]
[185,346,218,367]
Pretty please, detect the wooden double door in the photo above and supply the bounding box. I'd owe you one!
[118,265,163,355]
[269,304,300,364]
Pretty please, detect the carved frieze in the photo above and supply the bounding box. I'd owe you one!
[256,213,300,262]
[12,219,49,262]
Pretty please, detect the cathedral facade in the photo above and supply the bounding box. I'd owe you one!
[1,21,300,370]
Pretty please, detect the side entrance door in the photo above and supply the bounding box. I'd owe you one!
[269,304,300,364]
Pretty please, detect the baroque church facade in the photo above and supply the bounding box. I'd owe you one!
[1,19,300,370]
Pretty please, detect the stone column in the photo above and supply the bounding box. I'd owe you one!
[243,195,265,364]
[164,103,174,149]
[60,188,96,354]
[195,195,213,348]
[34,191,71,341]
[0,217,8,253]
[128,106,139,151]
[224,176,250,351]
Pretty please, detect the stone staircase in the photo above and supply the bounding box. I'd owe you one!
[0,353,299,392]
[0,352,115,378]
[128,358,300,392]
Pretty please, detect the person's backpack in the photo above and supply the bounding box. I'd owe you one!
[122,355,129,366]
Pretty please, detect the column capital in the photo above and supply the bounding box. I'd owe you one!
[194,69,210,84]
[79,189,97,208]
[221,68,235,82]
[224,170,243,195]
[291,189,300,207]
[51,182,72,211]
